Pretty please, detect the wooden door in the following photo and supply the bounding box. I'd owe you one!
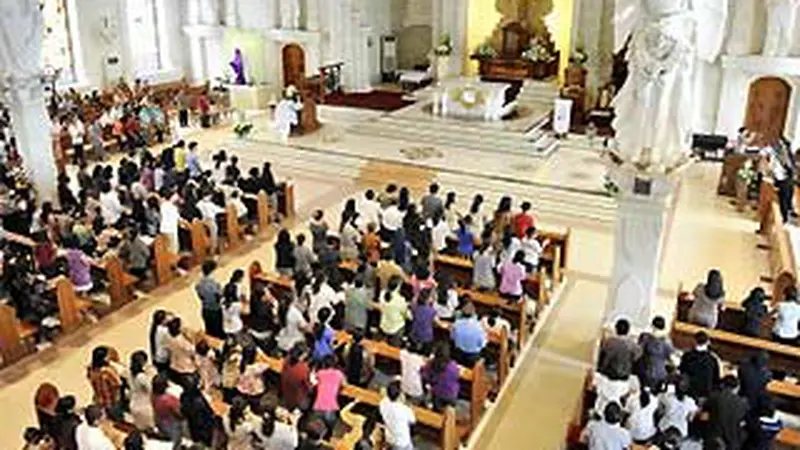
[282,44,305,88]
[744,77,792,144]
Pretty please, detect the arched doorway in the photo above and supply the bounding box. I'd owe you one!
[744,76,792,144]
[282,43,305,88]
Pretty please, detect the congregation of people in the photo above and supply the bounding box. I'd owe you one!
[17,178,560,450]
[578,268,800,450]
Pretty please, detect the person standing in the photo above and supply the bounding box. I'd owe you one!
[67,115,86,165]
[679,331,720,400]
[176,89,190,128]
[705,375,749,450]
[451,302,487,368]
[74,405,115,450]
[379,380,416,450]
[194,260,224,338]
[762,137,796,223]
[772,285,800,345]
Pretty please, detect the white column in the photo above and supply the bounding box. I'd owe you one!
[605,169,678,328]
[188,37,206,82]
[693,60,724,134]
[307,0,321,31]
[4,77,58,203]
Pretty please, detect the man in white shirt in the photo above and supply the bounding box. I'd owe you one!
[762,138,796,223]
[75,405,115,450]
[379,380,416,450]
[197,193,225,252]
[521,227,548,273]
[67,115,86,164]
[358,189,381,231]
[98,183,124,226]
[773,287,800,345]
[159,194,181,253]
[381,203,404,234]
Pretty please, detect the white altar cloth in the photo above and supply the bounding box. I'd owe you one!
[438,80,514,121]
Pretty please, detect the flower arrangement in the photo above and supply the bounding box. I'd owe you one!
[736,159,757,185]
[603,174,620,197]
[571,47,588,65]
[474,42,497,59]
[233,123,253,139]
[522,37,556,63]
[433,33,453,57]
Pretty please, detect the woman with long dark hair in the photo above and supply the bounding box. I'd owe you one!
[128,350,155,431]
[280,343,312,411]
[149,310,170,373]
[344,330,374,387]
[236,345,269,408]
[688,269,726,328]
[421,342,460,411]
[274,229,296,277]
[311,308,335,365]
[223,270,246,337]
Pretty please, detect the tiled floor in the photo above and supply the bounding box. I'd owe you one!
[0,102,772,448]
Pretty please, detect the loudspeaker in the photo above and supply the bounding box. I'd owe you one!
[381,35,397,76]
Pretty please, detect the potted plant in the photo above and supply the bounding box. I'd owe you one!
[735,159,757,212]
[233,122,253,140]
[431,34,453,80]
[522,37,557,79]
[473,42,497,60]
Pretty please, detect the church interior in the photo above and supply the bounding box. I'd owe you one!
[1,0,800,449]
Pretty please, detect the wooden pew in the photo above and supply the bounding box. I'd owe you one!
[153,234,181,286]
[675,295,776,339]
[539,228,571,279]
[671,320,800,375]
[201,332,461,450]
[454,287,529,346]
[180,219,212,267]
[434,254,551,305]
[54,276,93,333]
[280,183,295,219]
[333,330,491,430]
[241,191,272,235]
[0,304,38,367]
[758,183,797,304]
[98,254,138,309]
[224,203,244,250]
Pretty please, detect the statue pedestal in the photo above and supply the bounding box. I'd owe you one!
[433,55,451,81]
[605,166,681,328]
[228,84,273,110]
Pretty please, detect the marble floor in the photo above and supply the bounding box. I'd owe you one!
[0,105,772,447]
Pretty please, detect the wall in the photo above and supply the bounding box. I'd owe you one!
[68,0,189,90]
[464,0,502,75]
[392,0,433,71]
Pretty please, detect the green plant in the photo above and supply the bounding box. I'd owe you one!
[603,175,620,197]
[233,123,253,139]
[475,42,497,59]
[522,37,556,63]
[571,47,588,65]
[434,33,453,56]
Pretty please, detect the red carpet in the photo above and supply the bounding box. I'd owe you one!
[324,90,414,112]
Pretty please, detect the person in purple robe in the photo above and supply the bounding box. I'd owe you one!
[229,48,246,85]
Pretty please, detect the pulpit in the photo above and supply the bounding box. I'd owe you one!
[281,43,321,135]
[560,63,588,127]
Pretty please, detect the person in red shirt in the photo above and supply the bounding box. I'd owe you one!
[280,343,312,411]
[151,373,183,446]
[512,201,536,239]
[197,94,211,128]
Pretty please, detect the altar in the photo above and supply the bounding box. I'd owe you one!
[435,80,516,121]
[228,84,273,110]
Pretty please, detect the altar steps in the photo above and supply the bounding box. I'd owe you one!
[347,114,558,158]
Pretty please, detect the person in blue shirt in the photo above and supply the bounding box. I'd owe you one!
[312,308,335,364]
[456,217,475,258]
[187,142,202,179]
[451,302,486,368]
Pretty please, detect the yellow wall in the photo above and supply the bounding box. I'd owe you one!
[465,0,503,76]
[549,0,575,83]
[464,0,574,80]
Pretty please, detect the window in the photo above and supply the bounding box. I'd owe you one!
[127,0,167,75]
[41,0,77,82]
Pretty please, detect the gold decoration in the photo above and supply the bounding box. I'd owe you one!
[449,86,486,110]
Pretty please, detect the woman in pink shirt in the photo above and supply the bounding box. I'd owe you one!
[312,355,345,437]
[409,266,436,301]
[498,250,526,302]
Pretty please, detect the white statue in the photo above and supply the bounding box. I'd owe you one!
[763,0,800,57]
[0,0,58,202]
[273,93,303,144]
[280,0,301,29]
[0,0,43,75]
[612,0,729,171]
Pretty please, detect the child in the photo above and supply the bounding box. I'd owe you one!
[379,380,416,450]
[194,339,219,393]
[399,343,426,405]
[456,217,475,258]
[309,209,328,255]
[362,222,381,264]
[311,308,335,364]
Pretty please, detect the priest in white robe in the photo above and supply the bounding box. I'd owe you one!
[273,95,303,144]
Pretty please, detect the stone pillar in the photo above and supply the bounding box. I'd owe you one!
[692,60,723,134]
[4,76,58,203]
[605,168,679,328]
[307,0,321,31]
[574,0,614,106]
